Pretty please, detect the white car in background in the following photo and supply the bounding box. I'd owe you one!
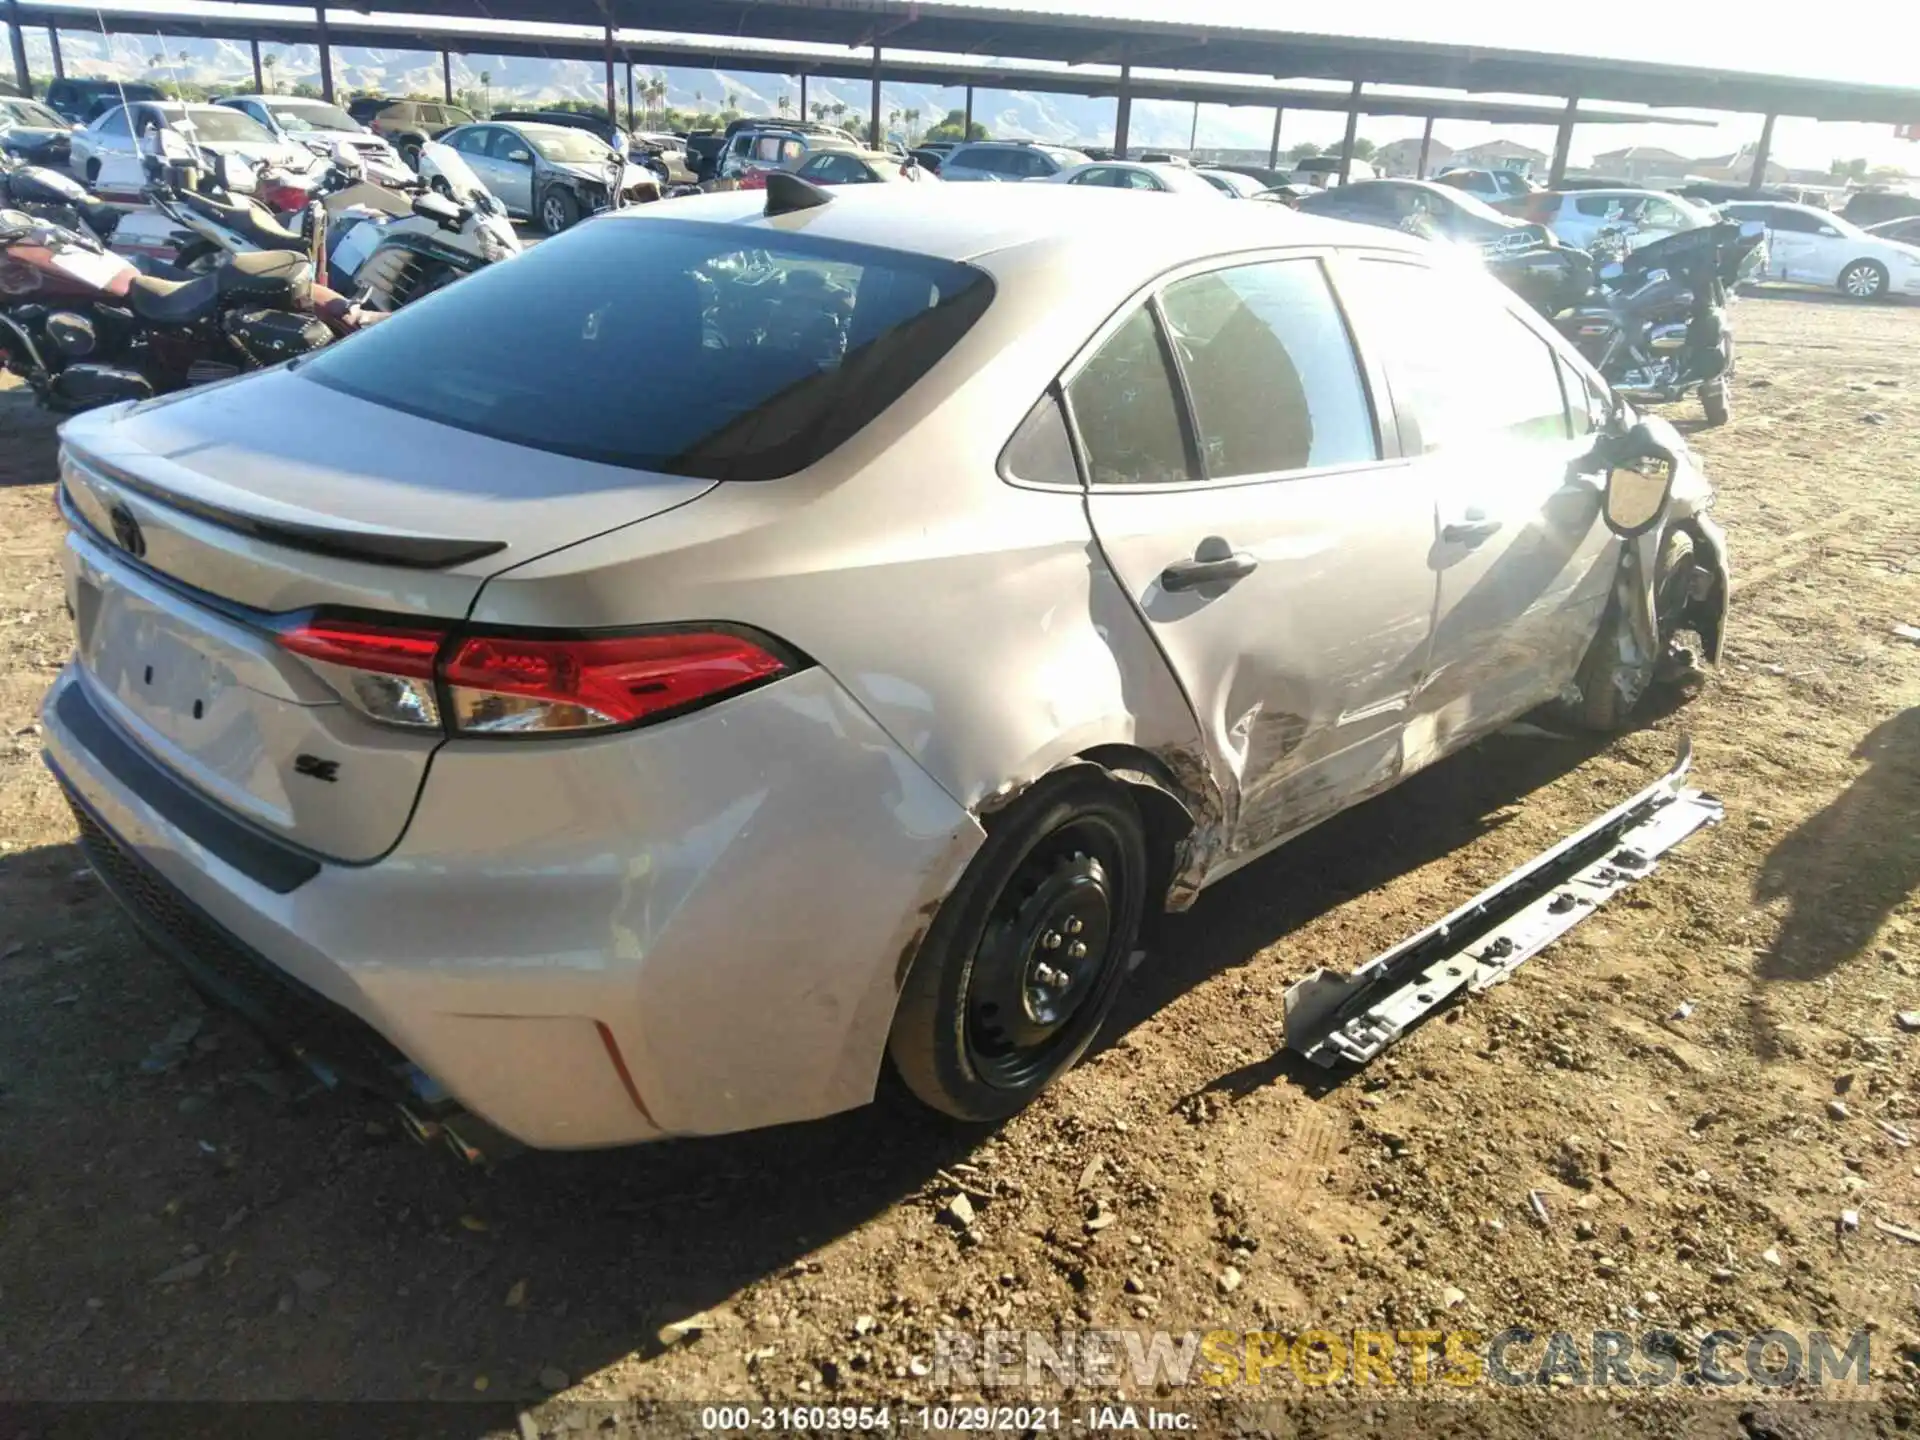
[1047,161,1225,196]
[1514,188,1718,252]
[1434,167,1537,202]
[69,100,311,186]
[1721,200,1920,300]
[215,94,413,185]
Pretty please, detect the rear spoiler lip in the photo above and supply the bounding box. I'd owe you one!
[71,450,507,571]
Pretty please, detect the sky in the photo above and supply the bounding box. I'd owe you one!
[15,0,1920,170]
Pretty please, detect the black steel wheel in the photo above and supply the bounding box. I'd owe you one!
[889,773,1148,1122]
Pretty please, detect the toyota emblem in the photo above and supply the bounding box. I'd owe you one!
[108,503,146,559]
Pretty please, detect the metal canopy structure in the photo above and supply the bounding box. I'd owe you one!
[75,0,1916,124]
[6,0,1712,131]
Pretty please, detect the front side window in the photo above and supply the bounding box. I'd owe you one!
[1065,306,1194,487]
[1344,259,1570,453]
[301,218,993,481]
[1158,259,1378,479]
[95,107,130,136]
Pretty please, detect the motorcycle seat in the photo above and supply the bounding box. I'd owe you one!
[126,250,311,324]
[5,166,85,208]
[176,190,309,252]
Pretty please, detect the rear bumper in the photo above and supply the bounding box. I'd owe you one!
[42,663,984,1148]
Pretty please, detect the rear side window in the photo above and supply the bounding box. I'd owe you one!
[1066,307,1194,487]
[1575,195,1624,217]
[1158,259,1377,478]
[1344,259,1570,452]
[1001,392,1080,487]
[302,218,993,480]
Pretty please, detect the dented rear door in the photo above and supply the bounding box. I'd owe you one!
[1075,254,1439,867]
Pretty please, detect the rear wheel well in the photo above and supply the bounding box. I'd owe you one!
[1066,746,1203,921]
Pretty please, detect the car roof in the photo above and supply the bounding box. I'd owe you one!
[608,180,1415,269]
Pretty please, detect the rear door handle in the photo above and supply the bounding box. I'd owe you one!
[1160,552,1258,592]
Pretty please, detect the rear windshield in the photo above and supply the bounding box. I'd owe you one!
[301,216,993,480]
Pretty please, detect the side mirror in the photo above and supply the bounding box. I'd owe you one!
[1818,226,1839,237]
[506,148,532,165]
[1601,423,1677,537]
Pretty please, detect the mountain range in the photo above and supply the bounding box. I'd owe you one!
[19,27,1460,153]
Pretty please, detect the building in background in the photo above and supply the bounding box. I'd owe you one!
[1450,137,1548,175]
[1375,135,1453,177]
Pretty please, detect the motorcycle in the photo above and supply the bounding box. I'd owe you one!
[0,151,127,247]
[1553,220,1767,428]
[104,131,325,278]
[0,207,369,412]
[325,141,521,310]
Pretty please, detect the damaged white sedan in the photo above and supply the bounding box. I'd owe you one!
[41,179,1729,1151]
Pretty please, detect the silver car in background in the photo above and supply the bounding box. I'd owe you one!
[42,185,1729,1150]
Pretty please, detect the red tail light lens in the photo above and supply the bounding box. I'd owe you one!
[441,631,789,735]
[259,182,310,212]
[276,619,791,737]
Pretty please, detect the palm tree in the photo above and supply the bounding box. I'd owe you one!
[810,100,827,122]
[904,106,920,140]
[776,93,790,116]
[176,49,190,68]
[148,51,164,68]
[478,69,491,116]
[262,52,279,92]
[725,89,739,115]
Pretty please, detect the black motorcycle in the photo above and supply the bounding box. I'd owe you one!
[1552,220,1767,427]
[0,151,126,246]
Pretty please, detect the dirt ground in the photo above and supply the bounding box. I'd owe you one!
[2,292,1918,1436]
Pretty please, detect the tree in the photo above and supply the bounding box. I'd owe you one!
[811,100,827,122]
[1830,156,1869,182]
[262,52,279,92]
[776,93,791,115]
[904,106,920,140]
[726,90,739,113]
[149,51,164,68]
[922,107,987,142]
[1286,140,1322,162]
[1350,137,1377,161]
[176,49,191,68]
[478,69,492,117]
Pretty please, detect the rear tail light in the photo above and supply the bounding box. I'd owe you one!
[275,618,793,737]
[259,180,310,212]
[1521,195,1557,224]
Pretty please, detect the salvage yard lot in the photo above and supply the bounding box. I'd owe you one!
[1,292,1918,1428]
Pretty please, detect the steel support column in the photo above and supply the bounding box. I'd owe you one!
[1188,100,1199,153]
[7,0,33,97]
[315,0,333,102]
[798,71,807,120]
[963,84,973,140]
[869,44,881,148]
[1548,95,1578,187]
[1267,106,1282,169]
[1337,81,1361,182]
[626,61,634,129]
[1416,114,1434,178]
[442,51,453,104]
[603,23,616,126]
[1113,62,1132,159]
[1748,113,1777,193]
[48,25,62,79]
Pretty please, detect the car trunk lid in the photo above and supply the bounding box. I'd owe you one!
[57,374,716,862]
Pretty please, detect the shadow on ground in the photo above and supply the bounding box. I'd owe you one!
[1753,705,1920,981]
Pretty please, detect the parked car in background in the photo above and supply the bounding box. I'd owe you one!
[345,98,475,167]
[1289,155,1376,188]
[628,130,695,185]
[1434,167,1538,202]
[909,147,948,174]
[938,139,1090,182]
[1195,167,1269,198]
[1840,187,1920,228]
[1297,179,1552,253]
[70,100,311,185]
[1669,180,1803,207]
[441,119,659,232]
[1298,179,1582,316]
[913,140,959,160]
[1866,215,1920,246]
[1720,199,1920,299]
[1047,161,1224,196]
[216,94,412,184]
[42,77,164,125]
[715,125,858,186]
[42,182,1725,1150]
[1509,188,1718,252]
[1252,183,1315,207]
[0,94,75,167]
[793,148,934,186]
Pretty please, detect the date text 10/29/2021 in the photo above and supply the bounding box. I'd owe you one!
[697,1406,1194,1432]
